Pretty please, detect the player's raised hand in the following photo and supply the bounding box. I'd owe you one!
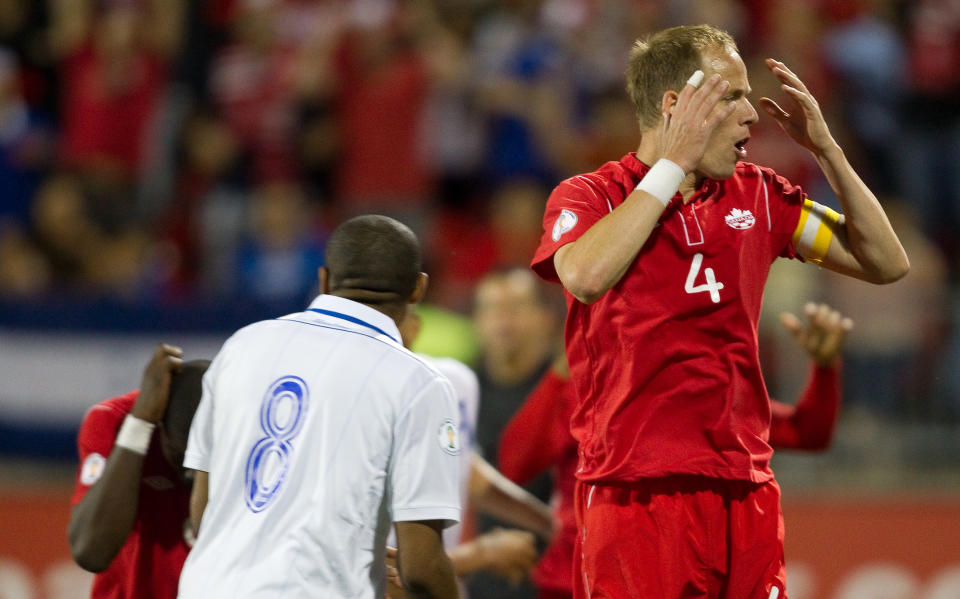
[659,70,737,173]
[780,303,853,367]
[758,59,836,154]
[132,343,184,423]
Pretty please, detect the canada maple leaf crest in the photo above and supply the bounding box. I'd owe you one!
[725,208,756,230]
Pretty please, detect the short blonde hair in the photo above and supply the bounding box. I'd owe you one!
[626,25,738,130]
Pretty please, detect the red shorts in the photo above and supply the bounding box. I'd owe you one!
[573,475,786,599]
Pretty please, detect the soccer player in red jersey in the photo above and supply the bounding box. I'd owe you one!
[499,303,852,599]
[68,344,208,599]
[530,24,908,599]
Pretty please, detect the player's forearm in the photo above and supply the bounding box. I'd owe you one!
[555,192,666,304]
[499,371,571,483]
[815,144,909,283]
[447,538,487,576]
[480,492,553,540]
[68,450,144,571]
[770,364,841,450]
[396,521,459,598]
[402,550,460,599]
[789,364,841,450]
[470,456,553,539]
[189,470,209,536]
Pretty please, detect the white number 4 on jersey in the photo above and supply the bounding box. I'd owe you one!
[685,253,724,303]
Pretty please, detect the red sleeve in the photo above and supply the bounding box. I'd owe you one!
[498,370,577,484]
[769,364,841,451]
[749,165,806,260]
[70,392,137,506]
[530,175,610,282]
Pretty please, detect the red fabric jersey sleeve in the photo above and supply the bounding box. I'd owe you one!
[531,172,615,282]
[71,392,138,506]
[759,165,808,260]
[498,370,577,484]
[769,364,840,451]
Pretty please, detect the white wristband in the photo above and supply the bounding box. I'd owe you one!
[635,158,686,206]
[115,414,156,455]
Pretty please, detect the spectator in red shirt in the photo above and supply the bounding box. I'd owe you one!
[333,3,432,217]
[51,0,182,179]
[68,344,208,599]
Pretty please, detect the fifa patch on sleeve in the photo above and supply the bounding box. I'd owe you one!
[792,198,840,264]
[80,452,107,486]
[437,419,462,456]
[552,209,578,241]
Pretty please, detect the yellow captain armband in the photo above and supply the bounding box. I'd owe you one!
[792,198,841,264]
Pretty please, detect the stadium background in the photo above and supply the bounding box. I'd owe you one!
[0,0,957,597]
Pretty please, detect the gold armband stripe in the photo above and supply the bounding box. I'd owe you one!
[792,198,841,264]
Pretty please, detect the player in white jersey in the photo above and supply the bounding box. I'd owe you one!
[178,216,461,599]
[384,309,553,597]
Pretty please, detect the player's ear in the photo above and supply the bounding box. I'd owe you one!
[318,267,330,294]
[408,272,429,304]
[661,90,679,116]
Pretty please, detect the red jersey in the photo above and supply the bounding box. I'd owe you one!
[71,391,192,599]
[60,43,166,173]
[531,154,806,484]
[499,370,579,593]
[769,364,840,450]
[502,363,840,594]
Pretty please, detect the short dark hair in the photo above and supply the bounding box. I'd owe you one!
[324,215,422,304]
[626,24,737,130]
[163,360,209,445]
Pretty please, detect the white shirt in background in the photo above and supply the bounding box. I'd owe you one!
[418,355,479,550]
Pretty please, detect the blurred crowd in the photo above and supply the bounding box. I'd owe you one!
[0,0,957,423]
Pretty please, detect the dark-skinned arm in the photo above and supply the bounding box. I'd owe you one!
[189,469,209,537]
[67,344,183,572]
[395,520,459,599]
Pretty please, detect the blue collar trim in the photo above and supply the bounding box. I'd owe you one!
[307,308,398,343]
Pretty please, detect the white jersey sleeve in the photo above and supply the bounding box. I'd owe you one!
[183,350,221,472]
[428,357,479,456]
[390,374,461,527]
[423,357,479,549]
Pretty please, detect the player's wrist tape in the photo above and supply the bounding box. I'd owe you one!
[115,415,155,455]
[635,158,686,206]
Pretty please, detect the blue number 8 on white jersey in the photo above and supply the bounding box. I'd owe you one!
[244,376,309,513]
